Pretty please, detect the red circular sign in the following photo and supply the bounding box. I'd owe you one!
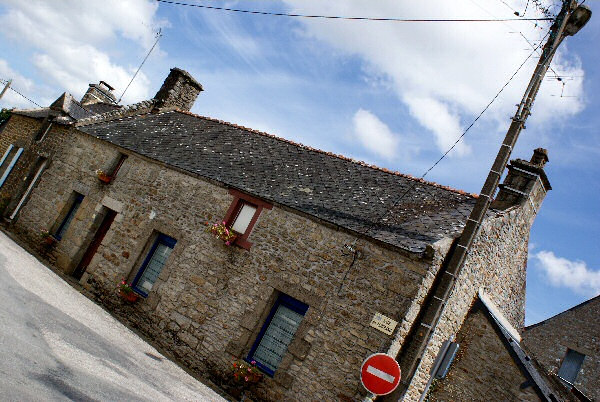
[360,353,401,395]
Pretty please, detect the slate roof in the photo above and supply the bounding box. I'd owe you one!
[79,110,481,253]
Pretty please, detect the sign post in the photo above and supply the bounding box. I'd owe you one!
[360,353,401,396]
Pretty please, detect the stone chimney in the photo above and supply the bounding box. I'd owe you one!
[491,148,552,214]
[81,81,116,105]
[152,68,203,112]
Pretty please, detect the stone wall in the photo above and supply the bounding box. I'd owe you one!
[153,68,203,112]
[400,198,539,401]
[427,303,541,402]
[0,114,70,226]
[8,124,448,401]
[523,296,600,401]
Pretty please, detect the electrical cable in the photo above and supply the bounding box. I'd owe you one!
[0,78,42,108]
[156,0,553,23]
[357,27,551,240]
[117,29,162,104]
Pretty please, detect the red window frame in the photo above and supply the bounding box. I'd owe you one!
[223,189,272,250]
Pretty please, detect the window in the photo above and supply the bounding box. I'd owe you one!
[110,153,128,179]
[34,118,53,142]
[0,145,23,189]
[558,349,585,384]
[54,193,84,240]
[9,158,48,220]
[248,294,308,376]
[231,202,257,233]
[132,233,177,296]
[223,189,272,249]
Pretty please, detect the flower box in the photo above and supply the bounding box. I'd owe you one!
[44,236,57,246]
[96,169,112,184]
[119,289,139,302]
[118,279,139,302]
[206,221,237,246]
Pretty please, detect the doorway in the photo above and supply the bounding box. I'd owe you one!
[72,208,117,280]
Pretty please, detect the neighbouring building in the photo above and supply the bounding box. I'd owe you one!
[0,68,575,401]
[523,295,600,401]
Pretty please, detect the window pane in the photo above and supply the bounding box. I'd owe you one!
[253,304,304,372]
[231,203,257,233]
[55,194,83,240]
[137,242,174,293]
[558,349,585,383]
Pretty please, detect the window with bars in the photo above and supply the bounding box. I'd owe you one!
[132,233,177,296]
[248,294,308,376]
[54,193,84,240]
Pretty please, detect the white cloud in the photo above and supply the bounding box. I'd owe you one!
[352,108,400,159]
[404,95,470,157]
[0,0,165,104]
[282,0,585,156]
[533,251,600,297]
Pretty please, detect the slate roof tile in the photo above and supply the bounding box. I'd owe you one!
[79,110,483,254]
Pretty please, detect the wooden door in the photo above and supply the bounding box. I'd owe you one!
[72,209,117,280]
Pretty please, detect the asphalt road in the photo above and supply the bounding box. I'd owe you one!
[0,231,225,402]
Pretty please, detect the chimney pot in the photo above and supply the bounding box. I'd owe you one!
[530,148,549,167]
[81,81,116,105]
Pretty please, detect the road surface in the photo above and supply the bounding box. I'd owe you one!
[0,230,226,401]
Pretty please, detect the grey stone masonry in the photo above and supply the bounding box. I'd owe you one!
[523,296,600,401]
[153,68,203,112]
[0,68,555,402]
[81,81,117,105]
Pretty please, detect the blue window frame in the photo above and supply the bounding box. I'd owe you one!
[55,193,84,240]
[247,293,309,376]
[0,146,23,189]
[132,234,177,297]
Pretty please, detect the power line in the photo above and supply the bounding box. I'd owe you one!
[156,0,553,23]
[0,78,42,108]
[358,27,551,239]
[118,29,163,104]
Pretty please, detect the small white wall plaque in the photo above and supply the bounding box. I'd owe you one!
[370,312,398,336]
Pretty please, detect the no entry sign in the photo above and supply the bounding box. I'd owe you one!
[360,353,401,395]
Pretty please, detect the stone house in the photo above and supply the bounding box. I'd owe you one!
[523,295,600,401]
[0,68,570,401]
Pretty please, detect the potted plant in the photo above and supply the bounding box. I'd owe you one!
[230,359,263,399]
[206,221,237,246]
[118,279,139,302]
[40,229,57,246]
[96,169,112,184]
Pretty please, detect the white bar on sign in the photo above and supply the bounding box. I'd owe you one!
[366,365,395,383]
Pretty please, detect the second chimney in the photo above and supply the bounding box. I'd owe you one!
[491,148,552,213]
[153,68,203,112]
[81,81,116,105]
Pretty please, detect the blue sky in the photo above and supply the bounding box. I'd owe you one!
[0,0,598,325]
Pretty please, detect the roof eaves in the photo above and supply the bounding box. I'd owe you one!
[476,294,566,402]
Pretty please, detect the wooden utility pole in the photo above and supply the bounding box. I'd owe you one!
[379,1,592,400]
[0,79,12,100]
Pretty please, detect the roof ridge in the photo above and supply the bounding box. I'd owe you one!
[525,294,600,330]
[174,109,478,199]
[75,99,155,127]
